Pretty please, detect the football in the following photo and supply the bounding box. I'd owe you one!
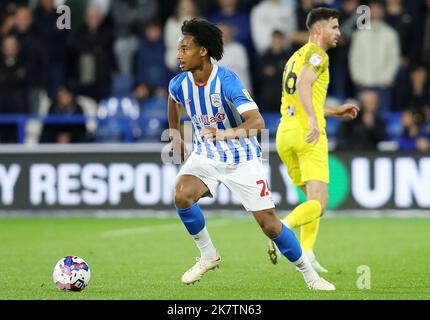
[52,256,91,291]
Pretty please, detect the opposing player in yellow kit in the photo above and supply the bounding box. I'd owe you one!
[268,8,359,272]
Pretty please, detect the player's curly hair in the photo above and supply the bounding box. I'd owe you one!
[181,18,224,61]
[306,7,340,30]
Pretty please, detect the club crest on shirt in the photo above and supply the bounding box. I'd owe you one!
[210,93,222,108]
[309,53,323,66]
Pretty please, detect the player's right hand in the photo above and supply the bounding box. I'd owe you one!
[169,138,189,163]
[306,117,320,144]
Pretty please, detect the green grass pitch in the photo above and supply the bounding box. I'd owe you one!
[0,215,429,300]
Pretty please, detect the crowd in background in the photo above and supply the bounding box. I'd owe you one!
[0,0,429,151]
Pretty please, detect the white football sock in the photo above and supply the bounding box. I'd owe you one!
[192,227,217,260]
[293,254,319,283]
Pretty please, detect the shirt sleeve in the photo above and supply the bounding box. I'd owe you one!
[168,78,180,103]
[223,71,258,114]
[303,46,329,76]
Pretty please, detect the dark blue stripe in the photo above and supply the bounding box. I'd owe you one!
[210,77,227,161]
[250,136,261,158]
[226,140,240,164]
[187,76,196,116]
[239,138,252,161]
[221,94,240,162]
[221,95,238,128]
[186,76,202,155]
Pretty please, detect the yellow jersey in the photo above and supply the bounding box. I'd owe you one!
[280,42,329,131]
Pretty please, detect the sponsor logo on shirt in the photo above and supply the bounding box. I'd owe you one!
[192,112,226,126]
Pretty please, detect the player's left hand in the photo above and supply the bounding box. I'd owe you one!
[338,104,359,120]
[200,126,222,141]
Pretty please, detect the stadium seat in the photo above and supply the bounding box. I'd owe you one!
[380,111,403,139]
[138,116,168,142]
[111,74,135,97]
[141,97,168,117]
[325,117,342,138]
[95,96,141,142]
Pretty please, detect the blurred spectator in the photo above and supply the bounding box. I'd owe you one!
[328,0,360,100]
[337,90,388,150]
[208,0,253,57]
[32,0,69,99]
[420,0,430,70]
[0,35,30,143]
[250,0,297,55]
[111,0,157,37]
[164,0,200,74]
[66,5,115,102]
[0,35,29,114]
[256,30,290,113]
[217,23,252,93]
[65,0,87,40]
[349,0,401,111]
[135,20,168,103]
[385,0,416,111]
[385,0,414,66]
[11,5,46,113]
[89,0,112,18]
[0,11,16,38]
[397,109,430,152]
[0,0,29,14]
[40,87,87,143]
[111,0,158,77]
[409,65,430,109]
[290,0,314,50]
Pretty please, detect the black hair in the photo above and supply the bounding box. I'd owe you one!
[181,18,223,61]
[306,7,340,31]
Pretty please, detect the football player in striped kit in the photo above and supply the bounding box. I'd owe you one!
[168,18,335,291]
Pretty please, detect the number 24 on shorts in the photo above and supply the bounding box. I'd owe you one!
[256,180,271,197]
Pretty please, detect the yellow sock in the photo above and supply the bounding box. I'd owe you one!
[283,200,322,229]
[301,218,320,252]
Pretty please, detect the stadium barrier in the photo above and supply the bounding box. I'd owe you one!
[0,144,428,212]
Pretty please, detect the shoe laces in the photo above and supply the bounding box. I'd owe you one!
[189,257,207,272]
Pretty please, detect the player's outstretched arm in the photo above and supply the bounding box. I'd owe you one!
[297,66,319,144]
[200,109,265,141]
[324,104,359,120]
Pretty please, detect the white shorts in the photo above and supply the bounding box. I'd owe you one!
[177,153,275,212]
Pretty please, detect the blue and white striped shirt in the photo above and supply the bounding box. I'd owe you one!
[169,65,262,164]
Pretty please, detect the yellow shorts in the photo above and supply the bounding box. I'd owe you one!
[276,122,329,186]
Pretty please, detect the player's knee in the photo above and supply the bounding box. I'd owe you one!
[173,187,196,209]
[257,211,281,238]
[319,200,327,216]
[308,198,326,217]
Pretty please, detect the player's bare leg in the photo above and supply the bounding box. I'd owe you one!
[254,208,335,291]
[174,175,221,284]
